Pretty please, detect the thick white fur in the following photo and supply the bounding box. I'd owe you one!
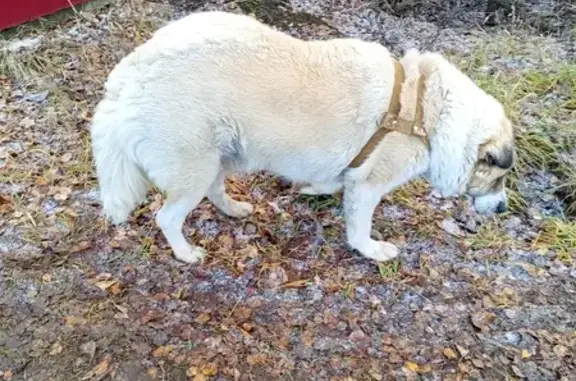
[91,11,513,263]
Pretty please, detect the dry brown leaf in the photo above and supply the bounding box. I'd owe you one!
[93,357,110,375]
[2,370,13,381]
[404,361,419,372]
[54,187,72,201]
[186,366,198,377]
[35,177,48,185]
[281,279,310,289]
[369,370,383,381]
[471,358,484,368]
[193,375,207,381]
[456,345,469,357]
[49,342,63,356]
[148,368,158,379]
[195,313,211,325]
[110,282,123,295]
[201,363,218,376]
[302,330,315,347]
[443,347,458,359]
[20,117,35,127]
[521,349,531,359]
[94,279,118,290]
[61,153,73,162]
[152,345,174,358]
[64,315,85,326]
[246,354,266,366]
[471,311,495,331]
[233,307,252,320]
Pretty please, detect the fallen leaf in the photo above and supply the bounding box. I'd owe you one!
[511,365,524,377]
[456,345,469,357]
[195,313,211,325]
[49,342,63,355]
[80,341,96,359]
[61,153,73,162]
[54,187,72,201]
[94,280,118,290]
[152,345,174,358]
[93,357,110,375]
[521,349,531,359]
[64,315,85,326]
[35,176,48,185]
[246,354,266,366]
[388,353,402,363]
[186,367,198,377]
[553,345,567,357]
[148,368,158,379]
[404,361,419,372]
[471,358,484,368]
[302,330,315,347]
[471,311,495,331]
[193,375,207,381]
[443,347,458,359]
[20,117,35,127]
[281,279,310,288]
[201,363,218,376]
[369,370,383,380]
[108,282,122,295]
[2,370,13,381]
[233,307,252,320]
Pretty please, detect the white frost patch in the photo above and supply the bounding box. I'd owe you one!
[1,37,43,53]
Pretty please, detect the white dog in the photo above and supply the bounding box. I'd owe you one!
[91,11,515,264]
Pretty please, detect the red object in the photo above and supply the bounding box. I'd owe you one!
[0,0,92,31]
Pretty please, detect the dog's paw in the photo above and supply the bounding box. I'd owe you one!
[299,182,342,196]
[360,241,399,262]
[227,201,254,218]
[299,185,323,195]
[174,246,206,264]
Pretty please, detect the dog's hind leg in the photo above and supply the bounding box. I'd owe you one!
[207,169,254,218]
[154,154,220,264]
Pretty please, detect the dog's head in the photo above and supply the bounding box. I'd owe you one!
[414,52,516,215]
[465,117,515,215]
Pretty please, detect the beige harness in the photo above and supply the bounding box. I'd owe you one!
[348,60,429,168]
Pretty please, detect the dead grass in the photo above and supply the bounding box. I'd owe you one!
[467,220,514,251]
[533,218,576,263]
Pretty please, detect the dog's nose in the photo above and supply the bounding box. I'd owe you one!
[496,201,507,214]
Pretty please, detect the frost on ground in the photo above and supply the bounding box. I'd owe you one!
[1,1,575,380]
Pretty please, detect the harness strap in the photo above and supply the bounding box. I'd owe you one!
[348,60,429,169]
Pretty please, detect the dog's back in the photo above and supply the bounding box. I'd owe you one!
[91,11,392,226]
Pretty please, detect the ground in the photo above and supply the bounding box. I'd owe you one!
[1,0,575,380]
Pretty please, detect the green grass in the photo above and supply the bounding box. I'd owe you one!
[377,260,401,279]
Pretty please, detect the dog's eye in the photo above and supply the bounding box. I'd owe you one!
[483,153,495,166]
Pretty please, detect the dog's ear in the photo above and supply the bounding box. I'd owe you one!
[427,111,477,197]
[478,140,515,169]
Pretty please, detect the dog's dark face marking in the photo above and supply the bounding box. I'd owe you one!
[466,118,516,199]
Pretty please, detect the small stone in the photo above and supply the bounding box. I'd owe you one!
[464,219,478,233]
[441,218,463,237]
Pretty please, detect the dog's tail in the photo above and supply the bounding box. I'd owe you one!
[91,108,149,224]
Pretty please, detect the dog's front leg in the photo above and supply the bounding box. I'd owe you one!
[343,181,399,262]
